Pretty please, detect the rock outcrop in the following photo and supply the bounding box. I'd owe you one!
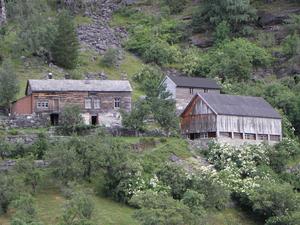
[0,0,6,25]
[76,0,128,54]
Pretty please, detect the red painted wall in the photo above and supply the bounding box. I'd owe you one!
[11,95,32,115]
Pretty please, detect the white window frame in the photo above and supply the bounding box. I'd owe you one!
[85,98,92,109]
[37,101,49,109]
[94,99,101,109]
[200,132,208,139]
[189,88,194,94]
[114,97,121,109]
[258,134,268,141]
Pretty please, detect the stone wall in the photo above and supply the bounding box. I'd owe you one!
[0,115,49,129]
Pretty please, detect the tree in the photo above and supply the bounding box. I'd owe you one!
[0,59,19,111]
[121,100,150,135]
[163,0,187,14]
[58,104,84,135]
[130,190,196,225]
[51,10,79,69]
[60,191,94,225]
[0,175,17,215]
[0,137,12,160]
[16,159,41,193]
[192,0,256,32]
[181,190,206,217]
[31,133,48,160]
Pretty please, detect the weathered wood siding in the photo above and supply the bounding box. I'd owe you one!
[181,97,217,133]
[31,91,131,114]
[217,115,282,135]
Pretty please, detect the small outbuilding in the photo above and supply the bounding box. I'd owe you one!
[181,93,282,145]
[162,74,221,111]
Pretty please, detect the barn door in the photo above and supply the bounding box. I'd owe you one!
[53,99,59,111]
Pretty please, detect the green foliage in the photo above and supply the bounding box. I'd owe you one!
[249,181,300,219]
[183,38,272,81]
[60,191,94,225]
[31,133,48,160]
[162,0,187,14]
[11,194,42,225]
[157,163,190,199]
[181,190,205,217]
[51,10,79,69]
[266,211,300,225]
[58,104,84,135]
[7,0,55,58]
[142,40,180,65]
[130,190,197,225]
[0,59,19,109]
[257,32,276,48]
[121,100,150,133]
[213,21,231,45]
[192,0,257,32]
[0,137,12,160]
[282,33,300,57]
[0,175,17,215]
[100,48,119,68]
[15,158,42,193]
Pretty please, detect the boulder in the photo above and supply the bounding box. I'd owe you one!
[190,35,214,48]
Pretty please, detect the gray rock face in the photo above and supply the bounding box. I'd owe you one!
[0,0,6,25]
[77,0,128,54]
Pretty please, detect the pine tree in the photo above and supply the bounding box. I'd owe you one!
[0,59,19,111]
[51,10,79,69]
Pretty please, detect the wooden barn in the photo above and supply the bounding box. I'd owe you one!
[181,93,282,145]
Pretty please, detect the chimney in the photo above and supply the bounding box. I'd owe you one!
[47,73,53,79]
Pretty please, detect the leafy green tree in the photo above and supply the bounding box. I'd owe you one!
[0,137,12,160]
[282,33,300,57]
[192,0,256,32]
[58,104,84,135]
[130,190,196,225]
[16,159,41,193]
[31,133,48,160]
[10,0,55,58]
[157,163,190,199]
[249,181,300,219]
[51,10,79,69]
[10,194,42,225]
[121,100,150,135]
[0,175,17,215]
[60,191,94,225]
[0,59,19,111]
[182,190,206,217]
[213,21,231,45]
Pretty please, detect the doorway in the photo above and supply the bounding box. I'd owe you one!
[50,113,59,126]
[91,115,98,125]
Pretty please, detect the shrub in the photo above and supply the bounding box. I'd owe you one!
[282,33,300,57]
[181,190,206,217]
[249,181,300,219]
[101,48,119,68]
[0,175,17,215]
[130,190,196,225]
[156,163,190,199]
[162,0,187,14]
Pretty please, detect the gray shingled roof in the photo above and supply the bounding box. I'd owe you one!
[167,74,220,89]
[198,93,281,119]
[27,79,132,93]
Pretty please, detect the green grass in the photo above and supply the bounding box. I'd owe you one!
[0,189,138,225]
[74,15,93,26]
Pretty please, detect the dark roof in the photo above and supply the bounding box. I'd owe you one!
[167,74,220,89]
[26,79,132,94]
[197,93,281,119]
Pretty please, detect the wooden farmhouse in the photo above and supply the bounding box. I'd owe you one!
[11,79,132,127]
[181,93,282,145]
[162,74,221,111]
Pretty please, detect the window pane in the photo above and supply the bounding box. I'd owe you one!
[114,97,120,108]
[94,99,100,109]
[85,99,92,109]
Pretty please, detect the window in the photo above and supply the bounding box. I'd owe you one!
[189,88,194,94]
[200,132,208,139]
[37,101,49,109]
[204,89,208,93]
[234,132,243,139]
[270,135,280,141]
[220,132,232,138]
[94,99,101,109]
[85,98,92,109]
[114,97,121,108]
[258,134,268,141]
[245,133,256,140]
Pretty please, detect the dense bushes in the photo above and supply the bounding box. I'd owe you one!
[183,38,271,81]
